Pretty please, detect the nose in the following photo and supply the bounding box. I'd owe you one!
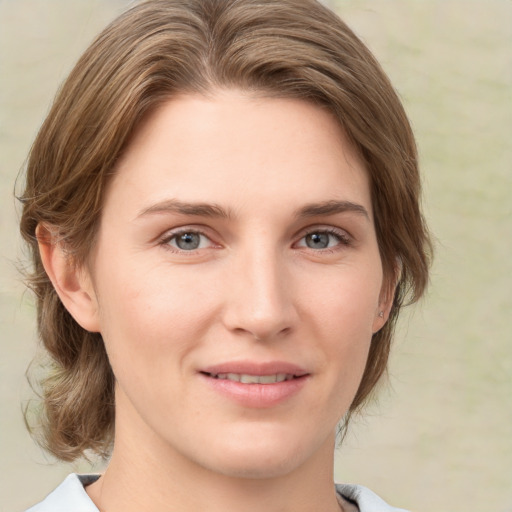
[221,246,298,342]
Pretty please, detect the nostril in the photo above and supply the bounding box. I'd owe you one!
[233,325,293,342]
[222,281,298,341]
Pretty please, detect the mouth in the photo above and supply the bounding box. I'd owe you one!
[199,361,309,406]
[201,372,303,384]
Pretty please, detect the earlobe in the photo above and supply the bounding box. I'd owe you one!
[372,306,391,334]
[36,223,100,332]
[372,264,400,333]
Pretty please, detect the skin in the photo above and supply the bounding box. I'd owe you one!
[39,90,392,512]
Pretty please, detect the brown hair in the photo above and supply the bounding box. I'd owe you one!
[20,0,432,461]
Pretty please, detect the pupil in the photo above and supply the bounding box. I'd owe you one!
[306,232,329,249]
[177,233,200,250]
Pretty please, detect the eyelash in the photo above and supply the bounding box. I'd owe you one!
[158,226,353,254]
[295,227,353,252]
[159,228,217,253]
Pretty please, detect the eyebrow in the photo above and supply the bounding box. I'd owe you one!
[295,200,370,221]
[137,199,232,219]
[137,198,369,221]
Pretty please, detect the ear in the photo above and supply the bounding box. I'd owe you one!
[36,223,100,332]
[372,261,401,333]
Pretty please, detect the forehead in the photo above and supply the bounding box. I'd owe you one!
[107,91,372,220]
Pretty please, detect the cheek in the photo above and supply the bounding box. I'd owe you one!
[305,262,382,329]
[303,262,381,387]
[93,259,216,375]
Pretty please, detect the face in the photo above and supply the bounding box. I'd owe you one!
[78,91,389,479]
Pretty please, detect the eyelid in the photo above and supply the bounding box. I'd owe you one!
[293,225,353,249]
[155,223,354,254]
[158,225,220,253]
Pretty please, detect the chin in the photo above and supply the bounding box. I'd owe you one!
[194,426,329,480]
[207,450,305,480]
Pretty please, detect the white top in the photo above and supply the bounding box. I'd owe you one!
[26,473,410,512]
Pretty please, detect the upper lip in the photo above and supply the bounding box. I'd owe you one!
[200,361,309,377]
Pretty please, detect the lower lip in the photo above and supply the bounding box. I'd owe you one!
[200,374,309,408]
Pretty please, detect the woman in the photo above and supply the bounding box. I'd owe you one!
[20,0,432,510]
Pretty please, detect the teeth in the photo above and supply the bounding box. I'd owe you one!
[259,374,281,384]
[240,374,261,384]
[211,373,294,384]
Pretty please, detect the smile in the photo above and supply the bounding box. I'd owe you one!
[206,373,296,384]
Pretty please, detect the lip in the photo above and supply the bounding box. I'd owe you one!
[199,360,310,408]
[201,360,308,377]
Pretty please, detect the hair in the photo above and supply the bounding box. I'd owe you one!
[20,0,432,461]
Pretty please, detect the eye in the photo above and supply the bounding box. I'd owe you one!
[163,230,213,251]
[296,229,351,250]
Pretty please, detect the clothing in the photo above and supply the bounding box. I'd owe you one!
[26,473,410,512]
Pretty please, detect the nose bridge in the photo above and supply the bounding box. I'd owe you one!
[224,240,296,340]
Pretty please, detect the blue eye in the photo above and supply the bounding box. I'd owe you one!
[297,230,349,250]
[305,232,331,249]
[167,231,210,251]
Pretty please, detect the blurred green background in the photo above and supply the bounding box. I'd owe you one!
[0,1,510,511]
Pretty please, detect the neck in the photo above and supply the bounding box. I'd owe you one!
[86,402,342,512]
[90,456,341,512]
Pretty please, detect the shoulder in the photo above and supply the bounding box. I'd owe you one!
[336,483,410,512]
[25,474,100,512]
